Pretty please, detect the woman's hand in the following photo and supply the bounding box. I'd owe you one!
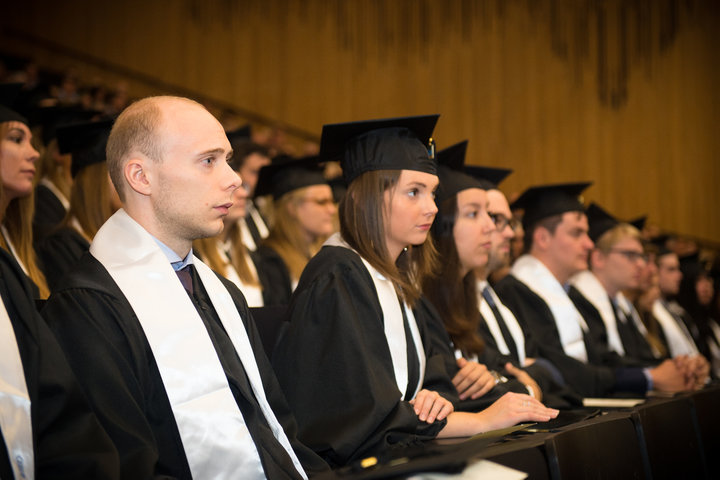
[505,362,543,402]
[409,389,454,423]
[475,392,558,432]
[452,358,496,400]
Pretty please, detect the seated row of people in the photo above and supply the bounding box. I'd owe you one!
[1,89,715,478]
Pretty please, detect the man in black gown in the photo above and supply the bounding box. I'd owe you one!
[41,96,327,479]
[493,183,691,397]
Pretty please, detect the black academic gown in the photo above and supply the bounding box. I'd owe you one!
[413,296,533,410]
[41,253,328,480]
[32,183,67,245]
[36,226,90,293]
[494,275,647,397]
[272,247,455,468]
[255,244,294,305]
[0,248,119,479]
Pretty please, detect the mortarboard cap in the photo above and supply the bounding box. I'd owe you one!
[56,119,113,177]
[586,203,620,243]
[511,182,592,231]
[319,114,439,184]
[628,215,647,232]
[464,165,513,190]
[255,154,328,200]
[648,234,673,257]
[0,83,28,125]
[435,141,486,205]
[28,104,101,146]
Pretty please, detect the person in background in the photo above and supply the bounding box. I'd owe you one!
[256,155,337,293]
[36,118,121,292]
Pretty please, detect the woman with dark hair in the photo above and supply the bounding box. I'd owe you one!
[36,119,121,292]
[0,86,49,298]
[272,116,557,467]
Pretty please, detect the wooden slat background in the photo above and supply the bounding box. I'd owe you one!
[2,0,717,243]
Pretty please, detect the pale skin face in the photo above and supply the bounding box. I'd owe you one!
[485,189,515,276]
[592,236,647,297]
[238,152,270,196]
[291,184,337,243]
[123,99,240,257]
[383,170,439,261]
[0,121,39,213]
[657,253,683,297]
[224,177,250,225]
[532,211,594,284]
[453,188,495,277]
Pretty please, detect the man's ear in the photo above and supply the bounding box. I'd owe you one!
[590,248,604,270]
[124,157,152,196]
[534,226,551,250]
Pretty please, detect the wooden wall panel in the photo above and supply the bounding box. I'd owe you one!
[1,0,717,243]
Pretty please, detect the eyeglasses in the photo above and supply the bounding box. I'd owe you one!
[488,212,514,231]
[608,249,649,263]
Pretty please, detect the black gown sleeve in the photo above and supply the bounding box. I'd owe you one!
[217,275,330,477]
[0,249,120,480]
[272,247,447,468]
[254,246,293,306]
[41,255,189,480]
[494,275,618,397]
[36,227,90,293]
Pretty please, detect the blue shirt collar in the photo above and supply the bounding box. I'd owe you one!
[152,237,194,272]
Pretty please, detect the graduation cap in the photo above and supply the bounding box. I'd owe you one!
[319,114,439,184]
[464,165,513,190]
[586,203,620,243]
[0,83,28,125]
[28,104,101,146]
[254,154,328,200]
[647,233,673,257]
[56,119,113,177]
[628,215,647,232]
[511,182,592,231]
[226,124,251,144]
[435,140,486,205]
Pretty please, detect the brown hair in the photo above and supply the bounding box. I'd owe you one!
[0,122,50,298]
[523,212,565,254]
[340,169,438,307]
[263,186,325,283]
[64,162,116,239]
[194,222,260,286]
[423,195,484,356]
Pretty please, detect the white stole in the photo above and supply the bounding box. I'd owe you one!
[511,255,588,363]
[323,233,426,400]
[240,204,270,252]
[0,296,34,480]
[90,210,306,480]
[652,299,699,357]
[217,240,264,308]
[0,225,29,276]
[239,218,257,252]
[569,271,625,355]
[477,280,527,365]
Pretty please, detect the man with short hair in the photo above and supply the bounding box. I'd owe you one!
[570,204,657,363]
[651,247,710,383]
[494,183,692,397]
[42,96,327,479]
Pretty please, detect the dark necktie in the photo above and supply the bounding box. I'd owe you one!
[176,264,194,295]
[482,286,520,362]
[399,298,420,399]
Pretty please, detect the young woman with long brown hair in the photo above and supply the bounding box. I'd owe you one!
[272,116,557,468]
